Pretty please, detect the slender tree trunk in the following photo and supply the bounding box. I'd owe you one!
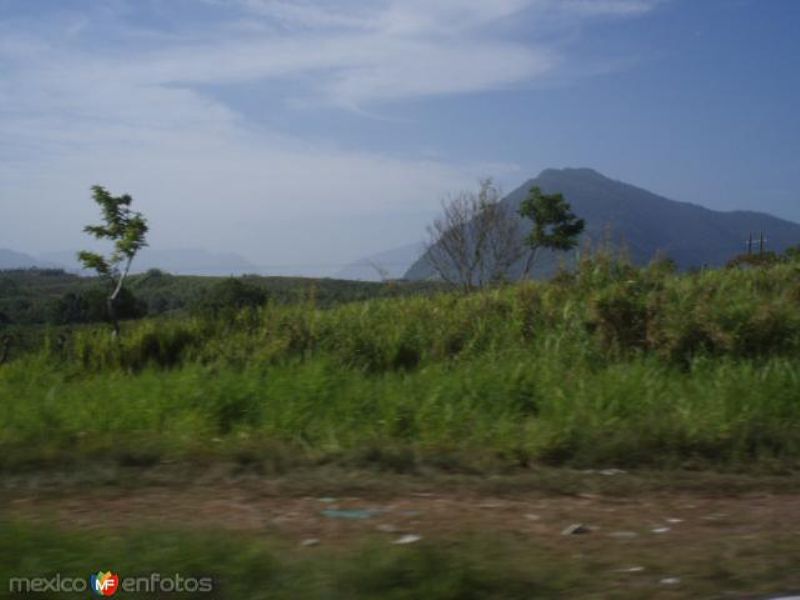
[521,247,540,280]
[107,256,133,338]
[107,296,120,338]
[0,335,10,365]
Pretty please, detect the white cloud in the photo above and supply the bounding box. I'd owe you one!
[554,0,662,17]
[0,0,663,270]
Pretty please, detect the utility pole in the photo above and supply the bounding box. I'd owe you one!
[746,232,753,256]
[759,231,765,256]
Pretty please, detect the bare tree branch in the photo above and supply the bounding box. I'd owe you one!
[424,178,523,292]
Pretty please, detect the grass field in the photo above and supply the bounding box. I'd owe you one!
[2,254,800,598]
[2,254,799,473]
[4,519,798,599]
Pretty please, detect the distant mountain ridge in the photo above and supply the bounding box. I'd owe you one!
[335,242,425,281]
[39,248,258,276]
[405,168,800,280]
[0,248,62,270]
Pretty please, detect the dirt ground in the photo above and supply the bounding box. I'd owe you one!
[4,469,800,598]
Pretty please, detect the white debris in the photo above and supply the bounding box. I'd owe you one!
[599,468,627,476]
[524,513,542,521]
[608,531,638,539]
[393,534,422,545]
[616,566,645,573]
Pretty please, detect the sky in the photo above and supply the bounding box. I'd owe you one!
[1,0,798,274]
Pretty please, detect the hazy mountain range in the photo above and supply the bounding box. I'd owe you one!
[0,249,62,270]
[335,243,425,281]
[0,248,258,276]
[4,168,798,279]
[405,168,800,280]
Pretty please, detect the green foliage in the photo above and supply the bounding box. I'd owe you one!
[196,277,269,316]
[78,185,149,278]
[0,268,445,326]
[726,251,782,269]
[2,255,800,471]
[0,522,583,600]
[519,186,585,253]
[727,245,800,269]
[50,287,146,325]
[78,185,149,334]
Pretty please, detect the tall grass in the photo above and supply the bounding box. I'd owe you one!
[1,255,799,471]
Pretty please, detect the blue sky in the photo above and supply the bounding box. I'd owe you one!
[1,0,798,273]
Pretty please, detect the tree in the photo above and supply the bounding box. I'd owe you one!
[0,333,11,365]
[197,278,269,316]
[784,244,800,263]
[518,186,585,278]
[425,179,524,292]
[50,287,146,325]
[78,185,149,336]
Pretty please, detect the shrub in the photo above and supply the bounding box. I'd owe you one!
[196,278,269,316]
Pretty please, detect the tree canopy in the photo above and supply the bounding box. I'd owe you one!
[78,185,148,334]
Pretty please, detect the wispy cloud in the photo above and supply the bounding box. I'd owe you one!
[0,0,663,269]
[555,0,663,16]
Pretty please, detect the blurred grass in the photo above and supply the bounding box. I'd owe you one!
[1,253,799,472]
[1,522,579,599]
[3,520,800,599]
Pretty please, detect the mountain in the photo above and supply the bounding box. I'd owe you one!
[0,248,62,270]
[405,168,800,280]
[335,242,426,281]
[40,248,258,276]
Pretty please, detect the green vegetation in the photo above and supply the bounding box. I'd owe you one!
[78,185,150,336]
[4,517,800,599]
[518,185,586,276]
[0,524,574,599]
[2,250,799,472]
[0,268,444,327]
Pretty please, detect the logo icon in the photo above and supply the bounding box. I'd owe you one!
[90,571,120,596]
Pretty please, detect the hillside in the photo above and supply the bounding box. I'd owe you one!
[0,248,61,270]
[406,168,800,280]
[335,242,425,281]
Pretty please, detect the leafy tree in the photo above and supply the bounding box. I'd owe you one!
[0,277,19,296]
[785,245,800,263]
[197,278,269,316]
[50,288,145,325]
[726,251,781,269]
[518,186,585,277]
[78,186,148,335]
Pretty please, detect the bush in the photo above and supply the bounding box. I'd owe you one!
[49,287,146,325]
[196,278,269,316]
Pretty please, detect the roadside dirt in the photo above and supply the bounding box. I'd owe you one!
[5,484,797,543]
[5,469,800,597]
